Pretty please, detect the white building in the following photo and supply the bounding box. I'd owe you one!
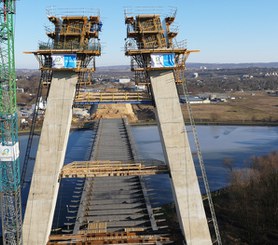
[193,72,199,78]
[118,78,131,84]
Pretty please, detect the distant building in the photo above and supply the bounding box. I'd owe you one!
[265,72,278,77]
[193,72,199,78]
[135,85,146,91]
[180,95,210,104]
[242,74,253,79]
[32,97,46,110]
[118,78,131,84]
[209,93,229,101]
[73,108,90,118]
[17,87,24,93]
[79,88,101,92]
[18,108,33,118]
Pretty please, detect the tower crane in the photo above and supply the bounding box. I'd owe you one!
[0,0,22,244]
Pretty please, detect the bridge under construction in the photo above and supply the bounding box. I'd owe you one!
[17,7,221,245]
[47,118,176,244]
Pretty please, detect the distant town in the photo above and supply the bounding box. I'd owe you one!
[16,63,278,130]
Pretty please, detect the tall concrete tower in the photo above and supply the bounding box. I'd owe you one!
[124,8,220,244]
[23,10,102,245]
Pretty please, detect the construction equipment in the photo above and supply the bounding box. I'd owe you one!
[59,160,168,178]
[74,91,153,105]
[0,0,22,244]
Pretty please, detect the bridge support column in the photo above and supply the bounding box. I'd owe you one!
[23,71,78,245]
[149,70,212,244]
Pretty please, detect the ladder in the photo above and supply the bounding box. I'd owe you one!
[21,70,52,187]
[180,75,222,245]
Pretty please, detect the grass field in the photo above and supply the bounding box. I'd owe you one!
[181,91,278,125]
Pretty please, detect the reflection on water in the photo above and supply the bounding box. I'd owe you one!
[17,125,278,229]
[132,125,278,204]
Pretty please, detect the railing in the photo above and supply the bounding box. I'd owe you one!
[46,7,100,18]
[173,39,187,49]
[38,40,101,52]
[125,38,187,52]
[168,24,179,34]
[124,6,176,19]
[124,6,164,17]
[74,92,152,103]
[130,24,164,33]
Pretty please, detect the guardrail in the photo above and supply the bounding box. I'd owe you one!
[38,41,101,52]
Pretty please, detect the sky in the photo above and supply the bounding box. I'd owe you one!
[14,0,278,69]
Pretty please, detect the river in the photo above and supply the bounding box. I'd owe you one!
[17,125,278,230]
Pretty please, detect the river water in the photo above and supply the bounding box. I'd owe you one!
[16,125,278,230]
[132,125,278,201]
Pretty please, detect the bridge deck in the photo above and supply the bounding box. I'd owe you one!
[48,118,174,243]
[73,119,159,233]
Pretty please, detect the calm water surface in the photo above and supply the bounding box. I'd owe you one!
[17,125,278,229]
[132,125,278,204]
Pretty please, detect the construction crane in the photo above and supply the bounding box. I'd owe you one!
[0,0,22,244]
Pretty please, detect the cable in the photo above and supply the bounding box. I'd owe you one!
[180,73,222,245]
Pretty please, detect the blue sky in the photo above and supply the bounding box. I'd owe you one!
[14,0,278,69]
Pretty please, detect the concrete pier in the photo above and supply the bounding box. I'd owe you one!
[149,70,212,244]
[23,71,78,245]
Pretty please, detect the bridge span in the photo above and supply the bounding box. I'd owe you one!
[49,118,176,244]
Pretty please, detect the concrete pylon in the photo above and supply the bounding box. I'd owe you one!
[23,71,78,245]
[149,70,212,244]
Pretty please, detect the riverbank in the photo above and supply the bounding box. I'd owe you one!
[19,91,278,135]
[129,119,278,126]
[131,91,278,126]
[19,118,278,135]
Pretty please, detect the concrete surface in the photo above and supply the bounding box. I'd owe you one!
[149,70,212,244]
[72,119,158,235]
[23,71,78,245]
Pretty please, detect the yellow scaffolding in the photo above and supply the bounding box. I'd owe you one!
[60,160,168,178]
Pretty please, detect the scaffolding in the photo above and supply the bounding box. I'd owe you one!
[0,1,22,244]
[124,8,194,84]
[60,160,168,178]
[25,10,101,78]
[74,91,153,105]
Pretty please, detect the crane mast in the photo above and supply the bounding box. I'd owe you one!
[0,0,22,244]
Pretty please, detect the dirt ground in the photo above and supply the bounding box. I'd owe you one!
[91,104,138,122]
